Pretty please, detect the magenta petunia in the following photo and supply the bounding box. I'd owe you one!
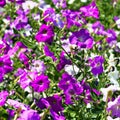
[106,29,117,46]
[107,95,120,118]
[0,0,6,7]
[17,110,40,120]
[35,24,54,44]
[89,56,104,76]
[0,55,13,82]
[0,91,9,106]
[69,29,94,49]
[80,1,99,19]
[30,74,50,92]
[57,51,71,71]
[44,45,57,61]
[52,0,67,8]
[92,21,106,36]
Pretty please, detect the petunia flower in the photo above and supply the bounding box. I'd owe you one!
[80,1,99,19]
[17,110,40,120]
[56,51,71,71]
[52,0,67,8]
[100,85,120,102]
[89,56,104,76]
[0,0,6,7]
[30,74,50,93]
[0,55,13,82]
[106,29,117,46]
[0,91,9,106]
[35,24,54,44]
[31,60,46,73]
[44,45,57,61]
[107,95,120,118]
[69,29,94,49]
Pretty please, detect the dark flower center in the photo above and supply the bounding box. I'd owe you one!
[39,80,43,85]
[42,29,47,34]
[96,62,101,67]
[78,37,84,42]
[52,100,57,104]
[69,89,75,95]
[66,81,70,85]
[35,64,39,67]
[0,62,3,67]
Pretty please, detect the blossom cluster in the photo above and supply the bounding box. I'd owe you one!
[0,0,120,119]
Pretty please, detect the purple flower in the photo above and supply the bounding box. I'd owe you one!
[52,0,67,8]
[50,109,65,120]
[11,9,28,30]
[80,1,99,19]
[37,94,64,119]
[30,74,50,92]
[0,91,9,106]
[52,14,64,28]
[106,29,117,46]
[58,72,76,91]
[43,8,64,28]
[37,94,63,112]
[89,56,104,76]
[46,94,64,112]
[62,9,85,28]
[43,8,55,23]
[44,45,57,61]
[8,41,26,57]
[57,51,71,71]
[18,52,29,68]
[114,16,120,29]
[18,71,37,89]
[0,55,13,78]
[7,109,15,120]
[17,110,40,120]
[107,95,120,117]
[92,21,106,35]
[59,73,83,104]
[69,29,94,49]
[35,24,54,44]
[8,0,25,4]
[31,60,46,73]
[64,84,83,104]
[0,0,6,7]
[7,99,30,111]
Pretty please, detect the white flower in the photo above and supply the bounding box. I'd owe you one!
[81,0,87,3]
[22,1,38,11]
[107,116,120,120]
[86,103,91,108]
[68,0,75,4]
[108,68,119,86]
[65,65,79,76]
[100,85,120,102]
